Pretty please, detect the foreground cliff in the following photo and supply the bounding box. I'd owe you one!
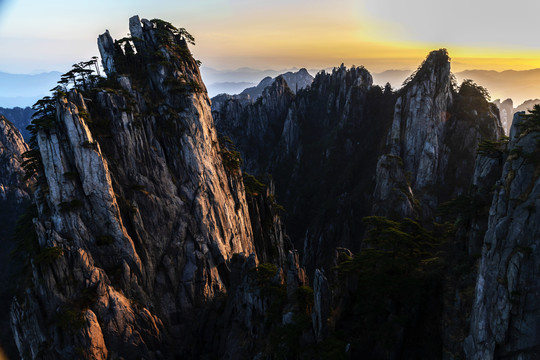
[10,16,259,359]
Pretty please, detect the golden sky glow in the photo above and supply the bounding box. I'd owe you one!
[188,0,540,73]
[0,0,539,73]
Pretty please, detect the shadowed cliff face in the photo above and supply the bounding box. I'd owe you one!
[212,50,514,358]
[465,110,540,360]
[10,16,257,359]
[215,51,504,273]
[0,115,30,359]
[215,64,395,271]
[0,115,29,206]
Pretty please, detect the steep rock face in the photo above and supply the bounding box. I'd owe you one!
[217,249,316,359]
[466,151,505,256]
[493,98,513,135]
[245,179,291,267]
[374,49,453,218]
[11,16,256,359]
[0,115,31,358]
[373,50,504,219]
[466,110,540,359]
[0,115,30,205]
[311,269,330,342]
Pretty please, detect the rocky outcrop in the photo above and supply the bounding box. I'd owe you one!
[465,109,540,359]
[312,269,330,342]
[493,98,513,135]
[515,99,540,114]
[373,49,453,218]
[373,50,504,220]
[0,113,30,245]
[11,16,257,359]
[0,114,31,359]
[0,115,30,205]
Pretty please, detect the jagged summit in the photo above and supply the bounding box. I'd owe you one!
[98,15,206,96]
[401,48,451,89]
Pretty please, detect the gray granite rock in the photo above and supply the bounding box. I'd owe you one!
[12,16,256,359]
[466,110,540,359]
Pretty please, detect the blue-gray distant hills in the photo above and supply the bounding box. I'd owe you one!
[0,71,62,108]
[202,66,317,97]
[4,67,538,109]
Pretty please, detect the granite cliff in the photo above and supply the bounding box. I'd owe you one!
[11,16,258,359]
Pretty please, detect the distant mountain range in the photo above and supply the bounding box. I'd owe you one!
[0,71,62,107]
[210,68,315,112]
[2,67,539,110]
[240,68,314,98]
[204,67,540,106]
[201,66,320,97]
[455,69,540,105]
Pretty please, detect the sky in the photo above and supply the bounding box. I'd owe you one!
[0,0,540,75]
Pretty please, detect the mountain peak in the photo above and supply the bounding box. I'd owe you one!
[426,48,450,64]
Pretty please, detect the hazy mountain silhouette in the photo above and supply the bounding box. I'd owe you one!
[0,71,62,107]
[456,69,540,105]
